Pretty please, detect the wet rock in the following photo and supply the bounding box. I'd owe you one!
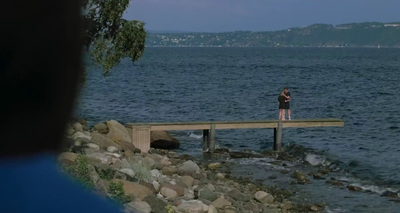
[151,131,180,149]
[254,191,274,204]
[211,197,232,209]
[143,196,168,213]
[208,162,221,170]
[311,172,325,180]
[124,200,151,213]
[291,171,309,184]
[326,180,345,187]
[308,204,324,211]
[228,188,251,202]
[229,151,263,158]
[381,190,398,198]
[268,175,278,180]
[107,120,132,143]
[177,200,208,213]
[347,185,363,192]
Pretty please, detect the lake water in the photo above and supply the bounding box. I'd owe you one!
[77,47,400,212]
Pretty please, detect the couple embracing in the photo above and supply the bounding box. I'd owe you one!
[278,87,291,120]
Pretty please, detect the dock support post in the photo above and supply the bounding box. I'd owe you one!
[131,126,151,153]
[274,122,283,151]
[202,129,210,151]
[209,124,216,152]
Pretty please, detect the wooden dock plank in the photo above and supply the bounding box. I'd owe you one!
[127,118,344,130]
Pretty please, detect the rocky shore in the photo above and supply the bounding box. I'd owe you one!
[59,119,348,213]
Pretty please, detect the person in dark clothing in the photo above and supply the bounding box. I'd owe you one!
[283,87,291,120]
[278,91,288,120]
[0,2,124,213]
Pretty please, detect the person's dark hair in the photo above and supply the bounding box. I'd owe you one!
[0,2,83,157]
[284,87,288,90]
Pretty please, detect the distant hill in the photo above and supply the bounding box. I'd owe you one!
[146,22,400,47]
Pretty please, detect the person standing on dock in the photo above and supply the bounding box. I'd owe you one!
[278,91,288,120]
[283,87,291,120]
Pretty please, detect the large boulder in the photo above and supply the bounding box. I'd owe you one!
[107,120,132,143]
[112,179,154,200]
[150,131,180,149]
[90,132,122,150]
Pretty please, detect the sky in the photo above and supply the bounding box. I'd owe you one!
[124,0,400,32]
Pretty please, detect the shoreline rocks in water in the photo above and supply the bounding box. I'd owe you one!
[62,119,330,213]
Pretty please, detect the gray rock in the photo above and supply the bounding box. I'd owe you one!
[291,170,310,184]
[178,160,200,175]
[198,188,218,202]
[143,196,168,213]
[181,175,195,188]
[90,132,122,149]
[71,131,91,141]
[228,188,251,202]
[160,186,178,198]
[72,122,83,132]
[107,146,119,153]
[119,168,135,178]
[162,166,178,176]
[112,179,154,200]
[208,204,218,213]
[160,182,185,197]
[150,131,180,149]
[107,120,132,143]
[85,143,100,150]
[254,191,274,204]
[125,200,151,213]
[86,152,112,165]
[211,197,232,209]
[95,122,108,134]
[177,200,208,213]
[151,169,162,178]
